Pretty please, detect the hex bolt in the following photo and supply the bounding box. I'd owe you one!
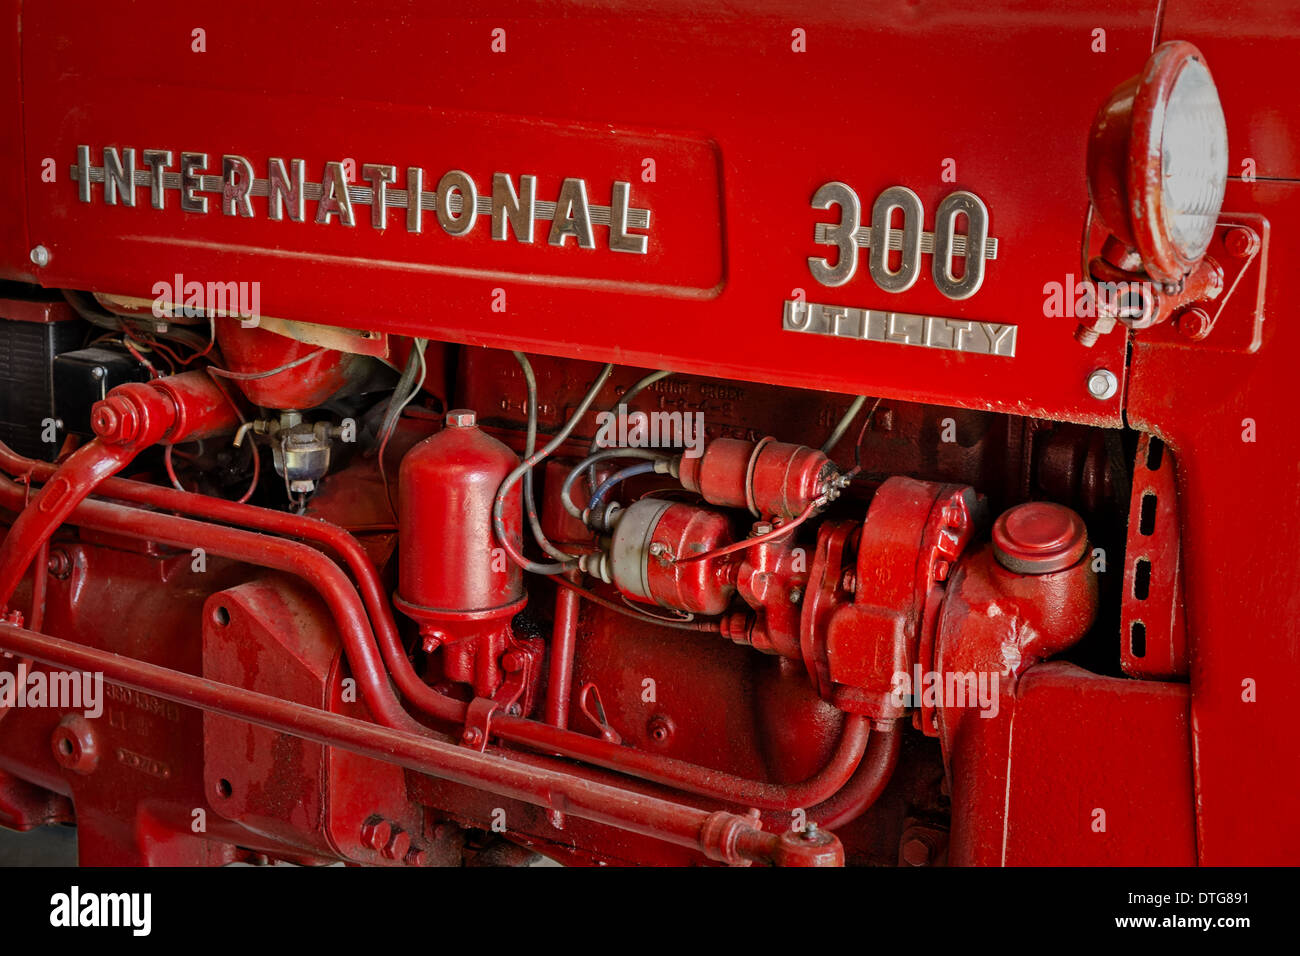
[382,827,411,861]
[462,727,484,748]
[360,816,392,851]
[902,837,932,866]
[445,409,476,428]
[29,245,50,267]
[1086,368,1118,401]
[1224,226,1259,259]
[1176,308,1212,341]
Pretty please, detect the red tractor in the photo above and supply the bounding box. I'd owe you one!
[0,0,1292,870]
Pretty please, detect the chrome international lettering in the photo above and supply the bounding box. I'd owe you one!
[71,146,651,254]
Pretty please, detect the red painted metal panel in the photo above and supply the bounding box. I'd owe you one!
[11,0,1163,424]
[1128,178,1300,865]
[0,0,32,282]
[991,664,1196,866]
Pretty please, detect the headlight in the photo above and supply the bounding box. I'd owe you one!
[1087,41,1228,284]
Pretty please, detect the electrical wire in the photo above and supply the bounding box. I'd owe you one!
[583,369,674,491]
[207,346,331,381]
[586,461,660,519]
[512,352,581,562]
[671,500,818,565]
[820,395,868,454]
[845,397,883,478]
[163,444,185,492]
[165,436,260,504]
[235,440,261,505]
[560,447,673,523]
[549,574,720,633]
[378,339,428,517]
[122,338,161,378]
[492,364,614,575]
[175,315,219,366]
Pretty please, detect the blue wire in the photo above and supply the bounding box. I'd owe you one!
[586,461,660,519]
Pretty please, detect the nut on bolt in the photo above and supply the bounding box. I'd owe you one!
[29,245,50,267]
[47,549,73,580]
[898,824,948,867]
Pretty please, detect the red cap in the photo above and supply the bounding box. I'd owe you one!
[992,502,1088,574]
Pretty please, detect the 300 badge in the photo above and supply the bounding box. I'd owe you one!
[808,183,1000,300]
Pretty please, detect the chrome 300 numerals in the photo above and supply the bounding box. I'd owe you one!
[808,183,999,300]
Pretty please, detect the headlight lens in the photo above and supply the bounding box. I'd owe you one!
[1161,57,1228,261]
[1087,41,1229,284]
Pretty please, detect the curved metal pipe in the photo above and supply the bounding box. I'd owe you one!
[0,440,139,610]
[0,443,872,812]
[0,621,826,866]
[0,372,239,612]
[808,728,901,830]
[0,473,420,734]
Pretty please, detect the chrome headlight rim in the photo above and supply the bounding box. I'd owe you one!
[1126,41,1228,285]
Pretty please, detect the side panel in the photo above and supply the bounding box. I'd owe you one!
[1129,179,1300,865]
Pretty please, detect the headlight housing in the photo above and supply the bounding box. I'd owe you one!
[1087,41,1228,284]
